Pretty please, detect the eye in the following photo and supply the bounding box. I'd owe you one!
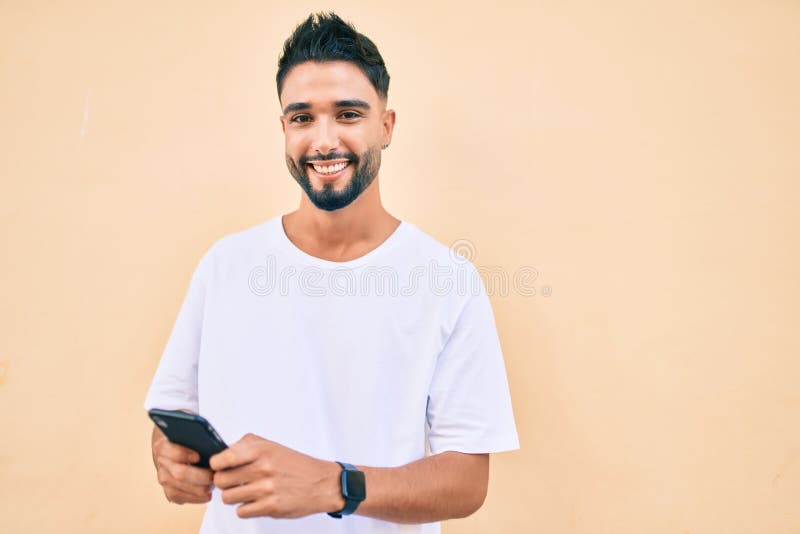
[339,111,362,120]
[290,114,311,123]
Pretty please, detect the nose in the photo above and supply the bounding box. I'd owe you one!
[311,117,339,155]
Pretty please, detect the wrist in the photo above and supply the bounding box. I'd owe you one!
[323,460,346,514]
[326,461,367,518]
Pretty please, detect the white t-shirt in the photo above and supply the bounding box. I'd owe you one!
[144,215,519,533]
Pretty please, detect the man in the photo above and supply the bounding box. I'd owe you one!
[145,12,519,533]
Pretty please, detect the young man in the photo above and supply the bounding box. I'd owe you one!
[145,12,519,533]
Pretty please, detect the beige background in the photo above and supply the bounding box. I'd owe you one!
[1,1,799,533]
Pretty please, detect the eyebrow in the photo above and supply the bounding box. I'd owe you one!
[335,99,370,110]
[283,102,310,114]
[282,99,371,115]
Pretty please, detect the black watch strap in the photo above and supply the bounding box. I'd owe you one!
[328,461,365,519]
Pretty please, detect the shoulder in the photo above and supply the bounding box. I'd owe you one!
[398,221,486,318]
[400,221,479,274]
[192,217,280,278]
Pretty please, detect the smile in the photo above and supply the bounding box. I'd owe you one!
[306,160,351,179]
[312,161,348,174]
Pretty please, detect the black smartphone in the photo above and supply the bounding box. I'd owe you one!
[148,408,227,468]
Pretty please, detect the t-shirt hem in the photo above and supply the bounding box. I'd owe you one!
[428,436,521,456]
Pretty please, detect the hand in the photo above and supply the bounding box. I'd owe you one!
[210,433,345,519]
[151,426,213,505]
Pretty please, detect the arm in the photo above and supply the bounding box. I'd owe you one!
[353,450,489,523]
[210,434,489,523]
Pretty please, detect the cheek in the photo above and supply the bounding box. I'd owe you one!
[284,134,306,156]
[366,124,385,147]
[339,128,377,152]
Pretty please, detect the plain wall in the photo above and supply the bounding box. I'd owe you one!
[1,1,798,532]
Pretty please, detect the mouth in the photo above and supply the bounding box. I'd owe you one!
[305,160,352,182]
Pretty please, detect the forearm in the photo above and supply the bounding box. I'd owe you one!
[206,434,490,522]
[348,451,489,524]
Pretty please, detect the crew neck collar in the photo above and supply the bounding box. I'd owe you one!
[274,215,408,269]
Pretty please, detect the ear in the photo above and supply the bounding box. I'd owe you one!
[381,108,396,147]
[280,115,286,134]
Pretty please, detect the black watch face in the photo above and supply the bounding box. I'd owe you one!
[344,470,366,501]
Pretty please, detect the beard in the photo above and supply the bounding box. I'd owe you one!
[286,146,381,212]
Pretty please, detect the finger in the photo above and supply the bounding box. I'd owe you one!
[172,462,214,486]
[220,481,261,506]
[165,486,212,505]
[209,442,254,472]
[160,470,212,499]
[159,442,200,464]
[213,464,257,489]
[212,433,273,471]
[159,459,213,493]
[236,499,273,519]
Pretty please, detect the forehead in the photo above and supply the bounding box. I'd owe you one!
[280,60,379,108]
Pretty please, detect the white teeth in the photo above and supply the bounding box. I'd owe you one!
[312,162,348,174]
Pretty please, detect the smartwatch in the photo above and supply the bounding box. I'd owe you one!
[327,461,366,518]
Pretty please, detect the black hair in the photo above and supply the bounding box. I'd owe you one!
[276,12,390,101]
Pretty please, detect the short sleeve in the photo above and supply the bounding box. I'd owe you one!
[426,275,520,455]
[143,249,212,413]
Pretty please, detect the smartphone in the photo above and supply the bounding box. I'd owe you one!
[148,408,227,468]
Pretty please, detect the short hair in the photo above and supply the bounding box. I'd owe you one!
[276,12,390,101]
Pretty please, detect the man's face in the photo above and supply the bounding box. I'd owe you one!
[279,61,393,212]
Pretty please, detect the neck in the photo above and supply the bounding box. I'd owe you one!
[282,177,401,261]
